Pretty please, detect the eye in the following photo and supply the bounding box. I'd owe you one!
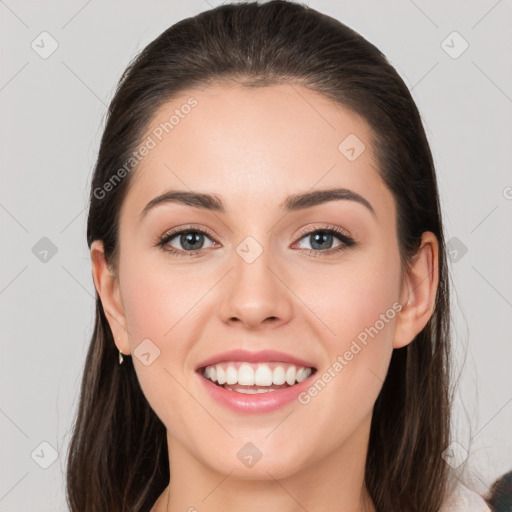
[155,223,356,258]
[156,225,218,256]
[293,225,356,257]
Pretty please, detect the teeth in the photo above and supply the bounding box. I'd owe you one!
[254,365,273,386]
[224,387,278,394]
[296,367,310,383]
[285,366,295,386]
[239,363,255,385]
[202,362,313,387]
[225,366,237,385]
[217,366,226,385]
[272,366,286,385]
[272,366,286,386]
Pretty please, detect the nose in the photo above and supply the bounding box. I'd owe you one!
[219,243,294,330]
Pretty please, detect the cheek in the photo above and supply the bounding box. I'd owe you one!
[305,252,401,348]
[119,254,199,344]
[117,257,200,425]
[295,254,401,418]
[298,249,402,421]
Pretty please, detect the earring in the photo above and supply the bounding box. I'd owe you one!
[117,337,124,365]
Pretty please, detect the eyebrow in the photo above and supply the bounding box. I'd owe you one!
[139,187,376,222]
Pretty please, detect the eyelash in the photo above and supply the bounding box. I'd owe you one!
[155,223,356,258]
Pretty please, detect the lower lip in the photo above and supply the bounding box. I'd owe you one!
[196,369,317,414]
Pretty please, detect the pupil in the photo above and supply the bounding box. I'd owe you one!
[181,232,203,250]
[311,232,332,250]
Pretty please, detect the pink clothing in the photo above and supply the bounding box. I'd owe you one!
[440,482,491,511]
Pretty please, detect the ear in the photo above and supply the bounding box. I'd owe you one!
[393,231,439,349]
[90,240,131,355]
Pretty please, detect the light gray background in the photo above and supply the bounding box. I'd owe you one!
[1,0,511,510]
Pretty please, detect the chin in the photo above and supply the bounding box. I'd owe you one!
[209,449,309,481]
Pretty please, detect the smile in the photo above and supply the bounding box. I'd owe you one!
[196,361,318,413]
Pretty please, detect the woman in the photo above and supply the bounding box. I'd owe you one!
[66,1,491,510]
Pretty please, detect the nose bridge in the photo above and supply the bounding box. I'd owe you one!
[219,231,293,327]
[235,233,272,286]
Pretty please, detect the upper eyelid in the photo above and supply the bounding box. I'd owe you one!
[295,223,352,239]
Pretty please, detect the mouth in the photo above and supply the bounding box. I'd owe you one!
[196,361,318,394]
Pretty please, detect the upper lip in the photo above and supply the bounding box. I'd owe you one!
[195,349,317,371]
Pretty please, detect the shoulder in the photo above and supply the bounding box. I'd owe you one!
[439,481,491,512]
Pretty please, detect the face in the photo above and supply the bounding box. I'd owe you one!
[92,83,432,482]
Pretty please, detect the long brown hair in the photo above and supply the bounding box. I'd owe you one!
[66,2,454,510]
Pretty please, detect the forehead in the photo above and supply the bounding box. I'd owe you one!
[121,83,392,222]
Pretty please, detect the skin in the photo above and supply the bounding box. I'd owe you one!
[91,83,439,512]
